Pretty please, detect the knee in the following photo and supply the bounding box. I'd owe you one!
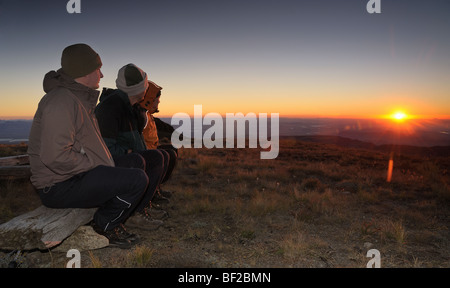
[160,149,169,164]
[167,149,178,161]
[155,150,166,173]
[149,149,165,168]
[132,153,146,170]
[132,168,149,191]
[118,153,146,170]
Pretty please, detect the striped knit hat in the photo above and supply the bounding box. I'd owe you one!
[116,64,149,96]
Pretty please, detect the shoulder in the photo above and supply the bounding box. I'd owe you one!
[34,87,83,122]
[98,89,129,110]
[96,89,122,112]
[39,87,79,110]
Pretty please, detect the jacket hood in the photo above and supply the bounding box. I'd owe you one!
[139,80,162,114]
[99,87,116,103]
[43,69,79,93]
[43,69,100,110]
[99,87,129,105]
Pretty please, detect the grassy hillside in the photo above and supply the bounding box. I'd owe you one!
[0,139,448,268]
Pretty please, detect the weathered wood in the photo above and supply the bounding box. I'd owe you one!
[0,154,106,251]
[0,154,31,178]
[0,154,30,166]
[0,205,97,250]
[0,165,31,178]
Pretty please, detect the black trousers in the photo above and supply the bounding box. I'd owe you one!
[38,151,165,231]
[158,145,178,184]
[132,149,166,212]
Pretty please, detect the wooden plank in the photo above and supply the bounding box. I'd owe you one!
[0,155,106,251]
[0,155,30,178]
[0,154,30,166]
[0,206,97,250]
[0,165,31,178]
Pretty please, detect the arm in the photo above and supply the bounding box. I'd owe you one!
[39,95,92,176]
[95,100,130,156]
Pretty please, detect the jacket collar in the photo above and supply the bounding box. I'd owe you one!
[43,69,100,112]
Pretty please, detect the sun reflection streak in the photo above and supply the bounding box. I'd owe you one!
[387,157,394,183]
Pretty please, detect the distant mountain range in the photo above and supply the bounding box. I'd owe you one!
[0,120,32,143]
[1,118,449,147]
[338,127,450,147]
[278,118,450,147]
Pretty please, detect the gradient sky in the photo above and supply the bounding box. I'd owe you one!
[0,0,449,119]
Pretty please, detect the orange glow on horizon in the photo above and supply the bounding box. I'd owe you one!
[391,111,408,122]
[2,103,450,121]
[3,113,450,120]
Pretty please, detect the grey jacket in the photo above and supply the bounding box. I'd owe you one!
[27,70,114,189]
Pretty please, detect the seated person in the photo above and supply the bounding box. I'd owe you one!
[28,44,156,249]
[95,63,169,229]
[139,80,178,201]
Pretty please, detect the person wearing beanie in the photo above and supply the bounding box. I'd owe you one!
[27,45,155,249]
[115,64,149,101]
[61,43,103,80]
[95,63,170,230]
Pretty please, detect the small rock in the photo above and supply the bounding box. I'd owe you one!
[363,242,373,249]
[53,226,109,252]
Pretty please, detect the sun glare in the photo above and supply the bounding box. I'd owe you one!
[391,111,408,122]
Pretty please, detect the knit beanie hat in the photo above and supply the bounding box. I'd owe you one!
[61,43,102,79]
[139,81,162,113]
[116,64,149,96]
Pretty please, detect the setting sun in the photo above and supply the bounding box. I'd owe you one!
[391,111,408,122]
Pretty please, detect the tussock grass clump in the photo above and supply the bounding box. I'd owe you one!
[381,220,408,245]
[278,230,331,267]
[292,188,351,224]
[245,189,291,217]
[125,245,154,268]
[300,177,325,192]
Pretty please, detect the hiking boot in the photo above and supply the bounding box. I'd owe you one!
[91,222,135,249]
[147,207,169,220]
[126,212,164,231]
[116,224,140,243]
[141,203,169,220]
[153,190,170,204]
[160,189,173,198]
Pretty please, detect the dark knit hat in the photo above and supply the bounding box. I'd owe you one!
[61,44,102,78]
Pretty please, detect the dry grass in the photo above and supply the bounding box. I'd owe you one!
[0,138,449,268]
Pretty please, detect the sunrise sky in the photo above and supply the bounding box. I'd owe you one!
[0,0,449,119]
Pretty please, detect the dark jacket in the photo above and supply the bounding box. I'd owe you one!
[27,70,114,189]
[95,88,147,156]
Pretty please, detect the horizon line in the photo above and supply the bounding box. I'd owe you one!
[2,114,450,121]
